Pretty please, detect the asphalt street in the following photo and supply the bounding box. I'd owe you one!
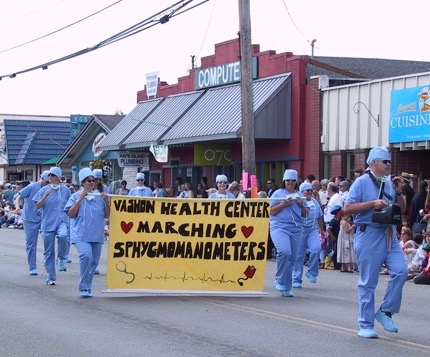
[1,227,428,357]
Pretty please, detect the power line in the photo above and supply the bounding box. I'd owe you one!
[5,0,68,21]
[196,0,217,59]
[0,0,210,80]
[281,0,311,44]
[0,0,124,54]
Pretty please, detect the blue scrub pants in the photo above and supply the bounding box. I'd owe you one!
[23,220,41,271]
[293,228,321,283]
[42,222,69,281]
[74,242,103,292]
[354,225,408,329]
[271,227,302,290]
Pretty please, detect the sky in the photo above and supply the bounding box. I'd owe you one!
[0,0,428,117]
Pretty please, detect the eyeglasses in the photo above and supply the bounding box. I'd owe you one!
[217,181,227,184]
[136,179,144,182]
[85,179,95,183]
[285,179,296,182]
[381,160,391,164]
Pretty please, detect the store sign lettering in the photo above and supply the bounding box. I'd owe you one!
[195,58,258,90]
[92,132,106,157]
[118,152,150,170]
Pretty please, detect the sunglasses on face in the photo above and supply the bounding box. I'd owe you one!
[85,179,95,183]
[285,179,296,183]
[304,189,313,192]
[136,179,144,182]
[381,160,391,164]
[217,181,227,184]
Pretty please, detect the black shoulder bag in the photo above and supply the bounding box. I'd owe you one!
[367,172,402,225]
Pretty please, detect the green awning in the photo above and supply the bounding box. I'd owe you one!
[43,155,61,165]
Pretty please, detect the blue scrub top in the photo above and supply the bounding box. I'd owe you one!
[64,191,106,244]
[346,173,398,228]
[18,182,42,223]
[209,192,235,199]
[32,185,71,232]
[303,197,323,230]
[270,188,304,232]
[128,187,153,197]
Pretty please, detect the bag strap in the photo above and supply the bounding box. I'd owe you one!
[366,171,393,201]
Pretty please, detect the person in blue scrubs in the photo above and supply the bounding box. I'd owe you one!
[270,169,308,297]
[293,182,324,288]
[344,147,407,339]
[15,170,50,275]
[64,168,110,298]
[33,167,71,285]
[93,169,110,193]
[128,172,153,197]
[208,175,235,199]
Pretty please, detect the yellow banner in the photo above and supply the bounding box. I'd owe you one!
[107,197,269,292]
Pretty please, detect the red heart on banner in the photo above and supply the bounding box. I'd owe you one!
[241,226,254,238]
[121,221,133,234]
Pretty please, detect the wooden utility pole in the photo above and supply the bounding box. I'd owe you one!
[238,0,255,175]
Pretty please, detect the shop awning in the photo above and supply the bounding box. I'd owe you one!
[161,73,292,145]
[98,98,163,151]
[122,91,204,149]
[43,155,61,165]
[99,73,291,150]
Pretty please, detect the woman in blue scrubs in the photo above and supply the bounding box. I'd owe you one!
[270,169,308,297]
[293,182,324,288]
[33,167,71,285]
[64,168,110,297]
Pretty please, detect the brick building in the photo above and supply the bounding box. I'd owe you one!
[99,38,430,187]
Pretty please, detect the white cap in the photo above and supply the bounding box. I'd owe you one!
[78,167,94,183]
[49,166,62,178]
[215,174,228,183]
[299,182,312,192]
[93,169,103,178]
[40,170,50,181]
[366,146,390,166]
[136,172,145,180]
[283,169,298,181]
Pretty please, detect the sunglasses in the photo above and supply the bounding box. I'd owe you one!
[217,181,227,184]
[137,179,144,182]
[48,173,55,177]
[85,179,95,183]
[267,182,273,185]
[285,179,296,182]
[304,189,313,192]
[381,160,391,164]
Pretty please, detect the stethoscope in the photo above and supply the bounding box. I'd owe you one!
[115,261,135,284]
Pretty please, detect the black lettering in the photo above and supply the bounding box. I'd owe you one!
[179,203,191,215]
[256,242,266,260]
[113,242,124,258]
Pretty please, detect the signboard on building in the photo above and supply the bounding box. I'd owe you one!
[389,85,430,143]
[194,58,258,90]
[118,151,150,170]
[194,144,231,166]
[92,132,106,157]
[145,71,159,98]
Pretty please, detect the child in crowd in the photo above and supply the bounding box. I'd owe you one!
[337,212,356,273]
